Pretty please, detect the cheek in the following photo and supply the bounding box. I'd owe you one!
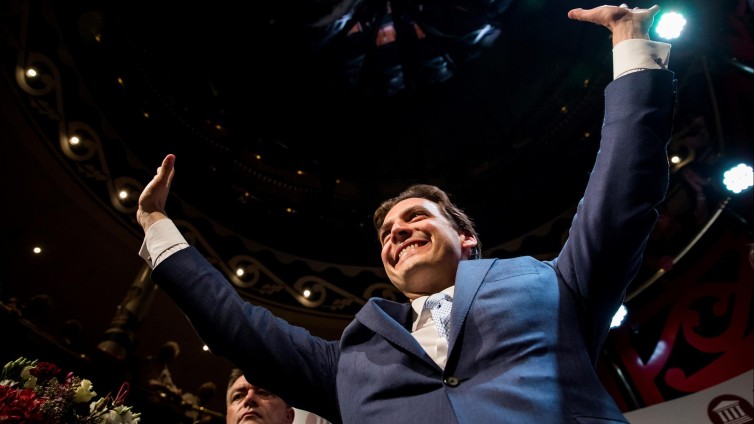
[380,245,391,263]
[263,399,285,412]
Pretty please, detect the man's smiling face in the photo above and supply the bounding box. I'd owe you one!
[379,197,477,300]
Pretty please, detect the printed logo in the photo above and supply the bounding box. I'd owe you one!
[708,395,754,424]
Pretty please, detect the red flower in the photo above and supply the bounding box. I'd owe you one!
[1,357,140,423]
[29,361,62,385]
[0,385,47,423]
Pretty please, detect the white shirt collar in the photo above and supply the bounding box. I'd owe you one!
[410,286,455,332]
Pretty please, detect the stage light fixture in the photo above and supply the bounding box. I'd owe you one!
[722,163,753,194]
[655,11,687,40]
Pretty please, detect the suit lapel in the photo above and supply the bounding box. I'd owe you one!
[354,259,495,369]
[356,298,437,367]
[448,259,496,349]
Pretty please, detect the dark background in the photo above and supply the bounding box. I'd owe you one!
[1,0,752,420]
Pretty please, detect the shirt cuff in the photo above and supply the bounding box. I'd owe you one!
[613,39,671,80]
[138,219,189,269]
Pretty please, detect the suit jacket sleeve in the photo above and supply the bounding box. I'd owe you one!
[552,69,676,352]
[151,247,342,423]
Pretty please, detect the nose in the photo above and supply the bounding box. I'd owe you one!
[389,220,412,244]
[243,388,259,407]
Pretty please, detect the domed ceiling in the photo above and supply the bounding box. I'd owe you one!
[58,0,618,265]
[7,0,753,322]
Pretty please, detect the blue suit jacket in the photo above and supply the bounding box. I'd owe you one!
[153,70,676,424]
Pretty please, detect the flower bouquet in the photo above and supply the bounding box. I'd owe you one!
[0,357,141,423]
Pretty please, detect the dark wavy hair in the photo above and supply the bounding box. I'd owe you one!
[373,184,482,259]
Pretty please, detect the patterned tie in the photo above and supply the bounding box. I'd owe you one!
[424,292,452,340]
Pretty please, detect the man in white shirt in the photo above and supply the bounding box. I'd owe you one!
[136,5,675,423]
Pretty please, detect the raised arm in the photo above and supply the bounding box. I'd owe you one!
[552,4,675,353]
[134,155,341,422]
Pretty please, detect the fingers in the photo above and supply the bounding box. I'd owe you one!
[136,155,175,230]
[154,154,176,185]
[160,154,175,186]
[619,3,658,9]
[569,3,658,15]
[567,8,584,20]
[567,5,611,22]
[568,4,660,33]
[166,163,175,189]
[620,3,660,13]
[162,153,176,168]
[159,154,175,176]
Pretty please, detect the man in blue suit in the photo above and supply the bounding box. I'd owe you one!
[136,4,675,423]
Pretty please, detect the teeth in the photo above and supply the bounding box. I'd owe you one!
[398,244,418,259]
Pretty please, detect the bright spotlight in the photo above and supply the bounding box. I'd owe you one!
[655,12,687,40]
[723,163,753,194]
[610,304,628,329]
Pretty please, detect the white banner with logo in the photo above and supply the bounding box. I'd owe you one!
[625,370,753,424]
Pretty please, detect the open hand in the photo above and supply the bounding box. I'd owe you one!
[137,154,176,233]
[568,4,660,46]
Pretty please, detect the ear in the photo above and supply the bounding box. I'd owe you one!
[286,407,295,424]
[460,232,478,257]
